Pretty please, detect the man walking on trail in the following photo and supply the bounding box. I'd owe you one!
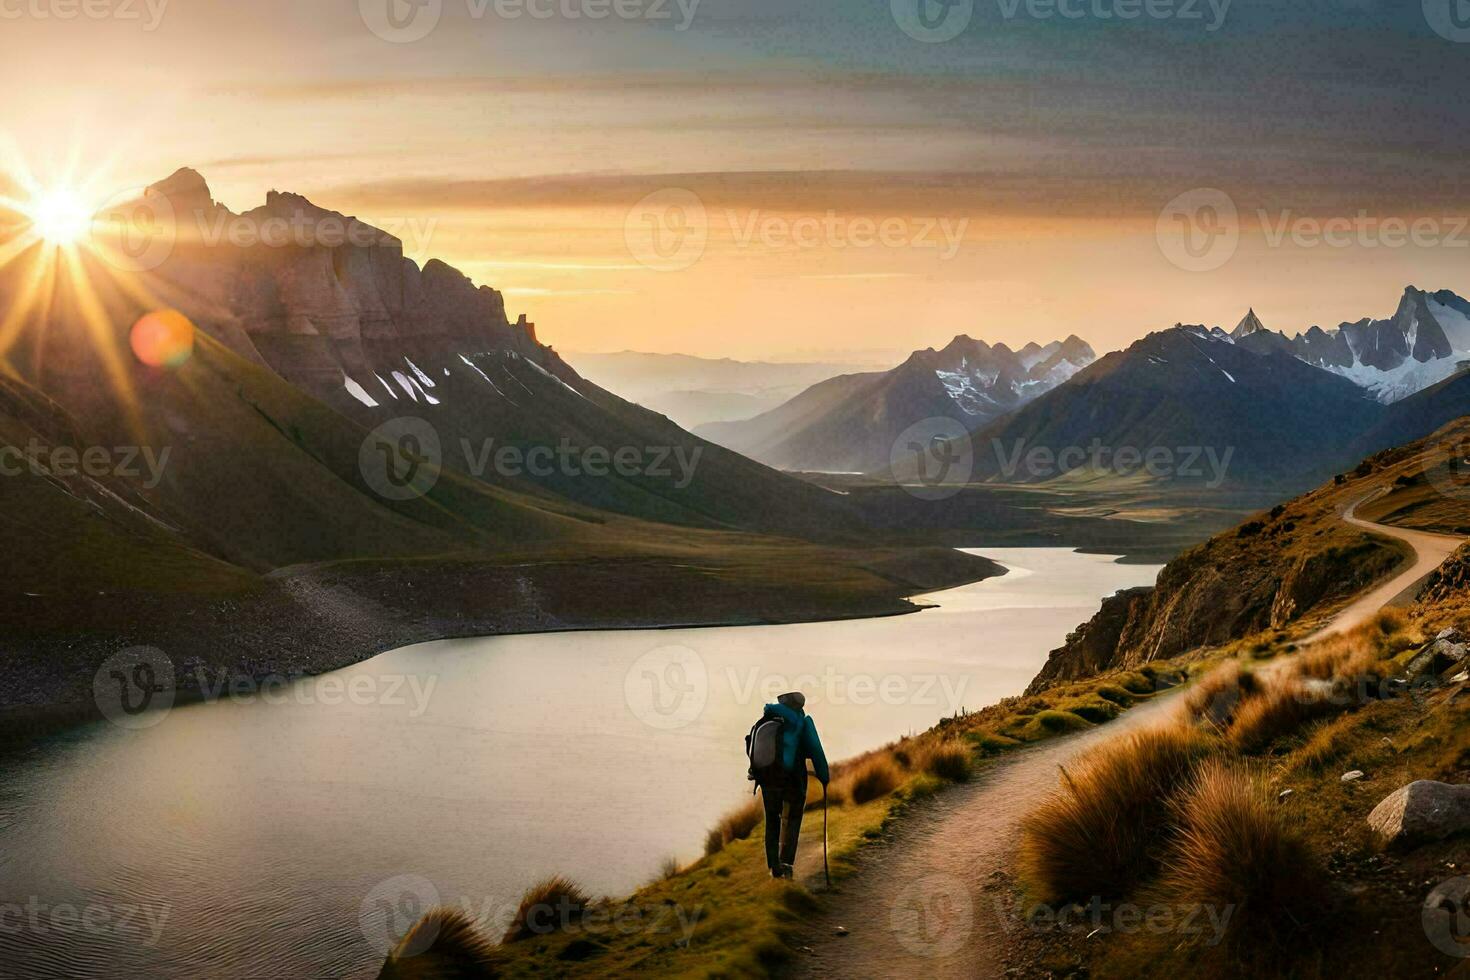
[758,691,829,879]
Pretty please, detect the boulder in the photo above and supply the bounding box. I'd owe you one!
[1436,627,1463,642]
[1404,639,1467,680]
[1342,770,1365,783]
[1367,781,1470,846]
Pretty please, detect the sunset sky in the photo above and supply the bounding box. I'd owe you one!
[4,0,1469,359]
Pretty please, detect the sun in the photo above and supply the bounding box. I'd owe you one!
[27,186,92,245]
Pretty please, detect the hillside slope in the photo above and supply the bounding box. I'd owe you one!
[1027,416,1470,690]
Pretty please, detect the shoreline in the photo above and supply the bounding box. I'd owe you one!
[0,546,1006,741]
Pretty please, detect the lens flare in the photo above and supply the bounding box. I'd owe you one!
[130,310,195,368]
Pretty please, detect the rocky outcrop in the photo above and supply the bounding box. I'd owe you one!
[1418,544,1470,607]
[117,169,547,407]
[1367,780,1470,846]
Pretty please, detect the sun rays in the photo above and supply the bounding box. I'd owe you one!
[0,138,183,424]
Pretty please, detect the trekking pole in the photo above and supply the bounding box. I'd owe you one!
[822,782,830,888]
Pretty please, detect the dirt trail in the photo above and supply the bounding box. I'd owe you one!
[1305,493,1463,641]
[789,500,1464,979]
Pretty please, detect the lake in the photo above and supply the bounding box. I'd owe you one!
[0,548,1159,978]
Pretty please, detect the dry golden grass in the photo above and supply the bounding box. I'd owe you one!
[1292,713,1362,771]
[704,797,764,856]
[1158,760,1330,969]
[377,905,498,979]
[502,876,592,944]
[841,755,902,804]
[1019,721,1217,904]
[1224,679,1336,755]
[1183,664,1262,730]
[916,740,973,782]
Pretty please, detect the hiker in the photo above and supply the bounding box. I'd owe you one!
[749,691,829,879]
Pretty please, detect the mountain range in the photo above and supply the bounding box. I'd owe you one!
[696,334,1095,472]
[1215,287,1470,402]
[701,285,1470,484]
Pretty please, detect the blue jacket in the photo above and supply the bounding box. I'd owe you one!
[764,702,830,784]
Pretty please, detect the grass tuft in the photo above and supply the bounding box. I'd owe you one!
[377,905,498,980]
[704,797,763,856]
[1019,721,1216,904]
[917,740,973,782]
[502,876,592,944]
[1157,760,1331,969]
[843,755,902,804]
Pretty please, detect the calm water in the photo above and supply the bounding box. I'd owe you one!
[0,548,1159,978]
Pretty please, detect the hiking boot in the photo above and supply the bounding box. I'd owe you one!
[779,863,795,879]
[770,867,783,879]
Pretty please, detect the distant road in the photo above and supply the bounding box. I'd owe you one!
[1307,491,1465,641]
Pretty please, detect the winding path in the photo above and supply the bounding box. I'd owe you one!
[787,495,1464,979]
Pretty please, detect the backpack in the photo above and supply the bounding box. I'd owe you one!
[745,714,785,789]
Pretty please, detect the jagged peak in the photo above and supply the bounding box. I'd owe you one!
[1231,308,1267,339]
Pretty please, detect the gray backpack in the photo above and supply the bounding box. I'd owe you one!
[745,715,784,788]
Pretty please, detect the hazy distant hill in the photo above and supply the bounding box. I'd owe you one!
[562,350,882,429]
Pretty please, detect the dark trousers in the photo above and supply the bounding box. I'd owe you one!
[760,769,808,870]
